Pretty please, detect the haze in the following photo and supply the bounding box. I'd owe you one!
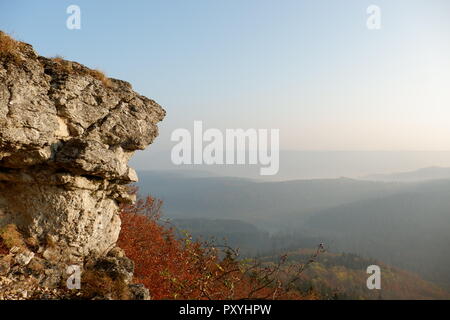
[2,0,450,161]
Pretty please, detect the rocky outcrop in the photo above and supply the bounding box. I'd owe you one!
[0,225,149,300]
[0,33,165,264]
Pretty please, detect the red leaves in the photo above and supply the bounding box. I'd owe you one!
[118,196,208,299]
[117,192,315,300]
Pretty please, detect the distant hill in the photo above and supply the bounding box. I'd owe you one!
[131,150,450,181]
[171,218,269,255]
[363,166,450,182]
[305,179,450,289]
[137,170,404,231]
[261,250,450,300]
[165,217,450,299]
[136,170,450,292]
[173,218,261,234]
[170,218,324,256]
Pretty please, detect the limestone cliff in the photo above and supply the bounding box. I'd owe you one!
[0,32,165,263]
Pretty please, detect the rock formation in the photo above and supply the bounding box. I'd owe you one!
[0,32,165,265]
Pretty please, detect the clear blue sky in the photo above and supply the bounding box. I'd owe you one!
[1,0,450,151]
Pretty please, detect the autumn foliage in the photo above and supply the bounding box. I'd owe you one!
[0,31,24,65]
[117,190,318,300]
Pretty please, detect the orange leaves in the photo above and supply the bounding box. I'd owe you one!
[118,201,206,299]
[117,192,315,300]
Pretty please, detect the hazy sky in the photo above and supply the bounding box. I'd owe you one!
[1,0,450,152]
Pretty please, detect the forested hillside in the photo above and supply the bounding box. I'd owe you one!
[260,250,450,300]
[137,171,450,294]
[305,179,450,289]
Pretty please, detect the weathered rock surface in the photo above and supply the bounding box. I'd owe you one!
[0,35,165,262]
[0,240,147,300]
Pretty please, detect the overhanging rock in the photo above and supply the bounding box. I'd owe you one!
[0,37,165,262]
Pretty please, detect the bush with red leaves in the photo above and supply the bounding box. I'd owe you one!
[118,190,318,300]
